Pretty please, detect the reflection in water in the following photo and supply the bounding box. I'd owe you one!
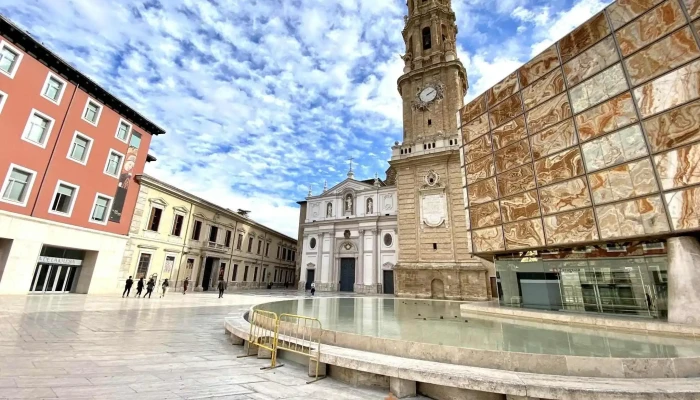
[255,298,700,358]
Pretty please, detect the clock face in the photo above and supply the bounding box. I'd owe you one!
[419,86,438,103]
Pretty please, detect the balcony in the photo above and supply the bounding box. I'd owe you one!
[207,241,226,251]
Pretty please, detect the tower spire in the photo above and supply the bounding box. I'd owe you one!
[346,157,355,179]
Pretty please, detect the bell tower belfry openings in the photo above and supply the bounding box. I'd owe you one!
[390,0,489,301]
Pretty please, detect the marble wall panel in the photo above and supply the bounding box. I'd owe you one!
[461,93,487,125]
[616,0,686,57]
[559,13,611,63]
[535,147,585,186]
[581,125,648,172]
[607,0,665,29]
[492,116,527,150]
[522,69,566,111]
[470,201,502,229]
[489,93,523,128]
[563,36,620,87]
[468,177,498,205]
[589,159,659,204]
[596,200,645,239]
[488,72,520,109]
[638,195,671,234]
[465,134,493,164]
[576,92,639,142]
[665,186,700,230]
[539,177,592,215]
[495,139,532,173]
[634,59,700,118]
[497,165,537,197]
[500,190,541,223]
[625,27,700,86]
[643,99,700,152]
[519,45,560,87]
[654,141,700,189]
[695,19,700,37]
[466,154,496,185]
[525,92,573,135]
[569,64,628,114]
[544,208,599,245]
[686,0,700,19]
[472,226,505,252]
[462,113,490,143]
[504,218,546,249]
[530,119,578,159]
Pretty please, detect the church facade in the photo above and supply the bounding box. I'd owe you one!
[298,171,398,294]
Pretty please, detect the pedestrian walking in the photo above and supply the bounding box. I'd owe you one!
[122,276,134,298]
[218,279,226,298]
[136,277,144,297]
[160,279,169,298]
[144,278,155,298]
[310,282,316,296]
[183,277,189,295]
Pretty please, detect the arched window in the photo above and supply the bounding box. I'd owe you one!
[422,27,431,50]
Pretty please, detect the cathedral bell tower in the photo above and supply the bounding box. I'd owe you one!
[389,0,490,301]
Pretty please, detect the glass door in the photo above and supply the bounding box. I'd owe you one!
[29,264,76,293]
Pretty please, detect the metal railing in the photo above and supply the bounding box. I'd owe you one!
[238,309,281,370]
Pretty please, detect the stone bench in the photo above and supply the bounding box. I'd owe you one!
[224,313,700,400]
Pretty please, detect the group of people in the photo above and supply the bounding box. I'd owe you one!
[122,276,192,298]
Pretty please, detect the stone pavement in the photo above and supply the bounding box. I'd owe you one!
[0,291,421,399]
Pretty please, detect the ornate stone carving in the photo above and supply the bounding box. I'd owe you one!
[412,83,445,111]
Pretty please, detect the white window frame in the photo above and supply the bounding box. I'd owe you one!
[66,130,94,166]
[103,148,125,178]
[40,71,67,105]
[81,97,103,126]
[0,163,37,207]
[21,108,55,149]
[48,180,80,218]
[88,192,113,226]
[0,40,23,79]
[0,89,7,114]
[114,118,132,143]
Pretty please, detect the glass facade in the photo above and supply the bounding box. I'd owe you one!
[495,241,668,319]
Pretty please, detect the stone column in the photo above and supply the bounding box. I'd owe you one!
[317,233,325,285]
[364,230,376,288]
[375,229,381,290]
[668,236,700,326]
[357,229,365,291]
[328,232,336,289]
[299,235,308,290]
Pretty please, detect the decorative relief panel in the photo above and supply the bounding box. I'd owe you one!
[576,92,638,142]
[489,93,523,128]
[665,185,700,230]
[472,226,505,252]
[569,64,628,114]
[495,139,532,173]
[535,147,585,186]
[559,13,611,63]
[466,154,495,185]
[465,134,493,164]
[616,0,686,56]
[624,27,700,86]
[500,190,540,223]
[607,0,664,29]
[654,141,700,189]
[581,125,648,172]
[634,58,700,118]
[530,119,578,159]
[519,45,560,87]
[468,177,498,205]
[643,99,700,152]
[525,92,572,134]
[492,116,527,150]
[504,218,546,249]
[471,201,502,229]
[488,72,520,108]
[522,69,566,111]
[538,177,592,215]
[543,208,599,245]
[497,165,537,197]
[589,159,658,204]
[563,36,620,87]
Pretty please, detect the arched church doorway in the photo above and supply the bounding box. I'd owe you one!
[431,279,445,299]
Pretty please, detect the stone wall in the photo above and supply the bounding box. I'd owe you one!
[395,267,488,301]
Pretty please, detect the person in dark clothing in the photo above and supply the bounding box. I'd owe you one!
[218,280,226,298]
[144,278,155,298]
[183,277,189,295]
[160,279,169,298]
[136,278,145,297]
[122,276,134,298]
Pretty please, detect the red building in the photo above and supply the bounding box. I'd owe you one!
[0,15,165,294]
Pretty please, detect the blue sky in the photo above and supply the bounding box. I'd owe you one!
[1,0,611,237]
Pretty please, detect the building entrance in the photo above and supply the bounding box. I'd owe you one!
[383,270,394,294]
[29,264,78,293]
[340,258,355,292]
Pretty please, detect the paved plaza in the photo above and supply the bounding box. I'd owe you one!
[0,291,414,400]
